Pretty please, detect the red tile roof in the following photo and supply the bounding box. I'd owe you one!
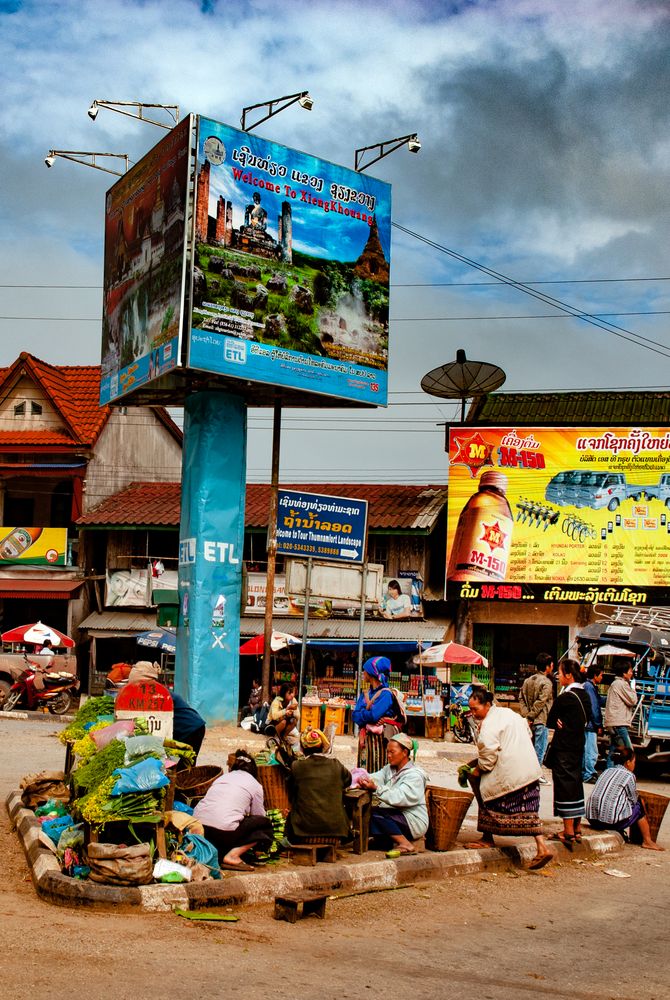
[77,482,448,531]
[0,353,182,450]
[0,353,110,447]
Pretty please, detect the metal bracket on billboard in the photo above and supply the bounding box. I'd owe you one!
[240,91,313,133]
[297,557,312,715]
[87,100,180,130]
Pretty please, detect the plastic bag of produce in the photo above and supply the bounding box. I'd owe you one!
[91,720,135,749]
[41,815,75,844]
[110,757,169,795]
[35,798,68,818]
[86,842,153,885]
[122,734,166,763]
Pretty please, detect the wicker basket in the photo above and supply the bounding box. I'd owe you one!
[258,764,291,813]
[174,765,222,799]
[638,790,670,842]
[425,785,474,851]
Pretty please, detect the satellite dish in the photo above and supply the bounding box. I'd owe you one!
[421,349,506,421]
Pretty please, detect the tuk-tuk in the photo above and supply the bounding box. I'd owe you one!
[575,605,670,769]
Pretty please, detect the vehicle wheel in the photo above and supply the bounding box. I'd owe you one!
[0,679,11,709]
[666,498,670,509]
[607,498,620,512]
[2,689,22,712]
[48,691,72,715]
[452,720,472,743]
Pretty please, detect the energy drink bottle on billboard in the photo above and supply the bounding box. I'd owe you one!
[448,471,514,581]
[0,526,43,560]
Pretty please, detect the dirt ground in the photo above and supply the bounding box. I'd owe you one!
[2,718,669,1000]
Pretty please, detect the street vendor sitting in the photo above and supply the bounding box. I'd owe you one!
[267,683,299,741]
[586,747,664,850]
[286,728,352,843]
[357,732,428,855]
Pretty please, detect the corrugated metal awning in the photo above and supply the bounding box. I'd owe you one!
[0,578,84,600]
[240,616,448,642]
[79,610,157,637]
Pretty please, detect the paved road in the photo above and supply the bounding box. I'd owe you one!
[2,715,669,1000]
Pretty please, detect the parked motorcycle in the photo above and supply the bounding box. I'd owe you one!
[449,702,477,743]
[2,660,79,715]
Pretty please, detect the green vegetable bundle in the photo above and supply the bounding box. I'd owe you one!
[59,695,115,744]
[266,807,286,856]
[75,776,164,827]
[163,739,196,767]
[71,739,127,796]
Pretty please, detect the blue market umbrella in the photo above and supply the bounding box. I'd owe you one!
[136,627,177,654]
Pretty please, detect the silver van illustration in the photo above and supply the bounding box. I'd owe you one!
[545,470,643,511]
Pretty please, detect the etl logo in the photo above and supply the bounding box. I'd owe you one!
[224,339,246,364]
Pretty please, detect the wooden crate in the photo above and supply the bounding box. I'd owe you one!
[323,704,347,736]
[300,704,322,731]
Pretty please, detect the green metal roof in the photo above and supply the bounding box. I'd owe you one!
[470,391,670,426]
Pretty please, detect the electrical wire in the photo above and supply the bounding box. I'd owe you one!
[392,222,670,359]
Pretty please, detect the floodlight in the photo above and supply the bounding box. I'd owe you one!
[87,102,99,121]
[354,132,422,171]
[44,154,55,168]
[241,90,314,132]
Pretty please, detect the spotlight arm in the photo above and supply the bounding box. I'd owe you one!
[240,91,311,132]
[89,100,180,130]
[354,133,420,172]
[45,150,130,176]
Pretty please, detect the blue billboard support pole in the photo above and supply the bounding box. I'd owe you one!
[176,390,247,723]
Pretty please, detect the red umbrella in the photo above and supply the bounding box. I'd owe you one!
[1,620,75,648]
[239,630,301,655]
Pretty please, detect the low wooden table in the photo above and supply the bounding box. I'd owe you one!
[344,788,372,855]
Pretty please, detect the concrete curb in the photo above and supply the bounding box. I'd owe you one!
[6,789,623,913]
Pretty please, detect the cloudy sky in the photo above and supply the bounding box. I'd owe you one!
[1,0,669,485]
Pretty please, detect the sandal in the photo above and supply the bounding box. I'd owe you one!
[528,853,554,871]
[550,833,575,851]
[220,861,255,872]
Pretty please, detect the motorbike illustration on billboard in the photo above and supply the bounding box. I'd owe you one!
[446,427,670,604]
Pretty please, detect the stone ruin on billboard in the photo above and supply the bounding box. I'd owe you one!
[195,161,292,262]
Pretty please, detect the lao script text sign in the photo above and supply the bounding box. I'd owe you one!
[115,680,174,739]
[447,426,670,605]
[188,116,391,405]
[277,489,368,564]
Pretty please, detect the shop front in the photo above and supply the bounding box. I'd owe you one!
[239,615,449,735]
[78,610,161,694]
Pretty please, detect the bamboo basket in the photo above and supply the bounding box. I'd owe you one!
[425,785,474,851]
[174,765,222,799]
[258,764,291,813]
[638,790,670,842]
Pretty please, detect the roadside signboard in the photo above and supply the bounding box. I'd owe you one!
[0,526,67,565]
[447,425,670,605]
[100,116,192,404]
[188,115,391,405]
[276,489,368,563]
[115,680,173,739]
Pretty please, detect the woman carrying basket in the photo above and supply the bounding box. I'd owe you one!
[352,656,405,772]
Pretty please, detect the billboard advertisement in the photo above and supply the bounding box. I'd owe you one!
[0,527,67,565]
[100,116,192,404]
[188,116,392,405]
[446,426,670,605]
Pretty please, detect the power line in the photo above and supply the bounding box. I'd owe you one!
[393,222,670,360]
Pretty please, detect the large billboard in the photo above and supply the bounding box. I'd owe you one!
[100,116,192,404]
[446,426,670,605]
[188,116,391,405]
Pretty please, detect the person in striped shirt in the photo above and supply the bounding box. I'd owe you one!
[586,747,664,850]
